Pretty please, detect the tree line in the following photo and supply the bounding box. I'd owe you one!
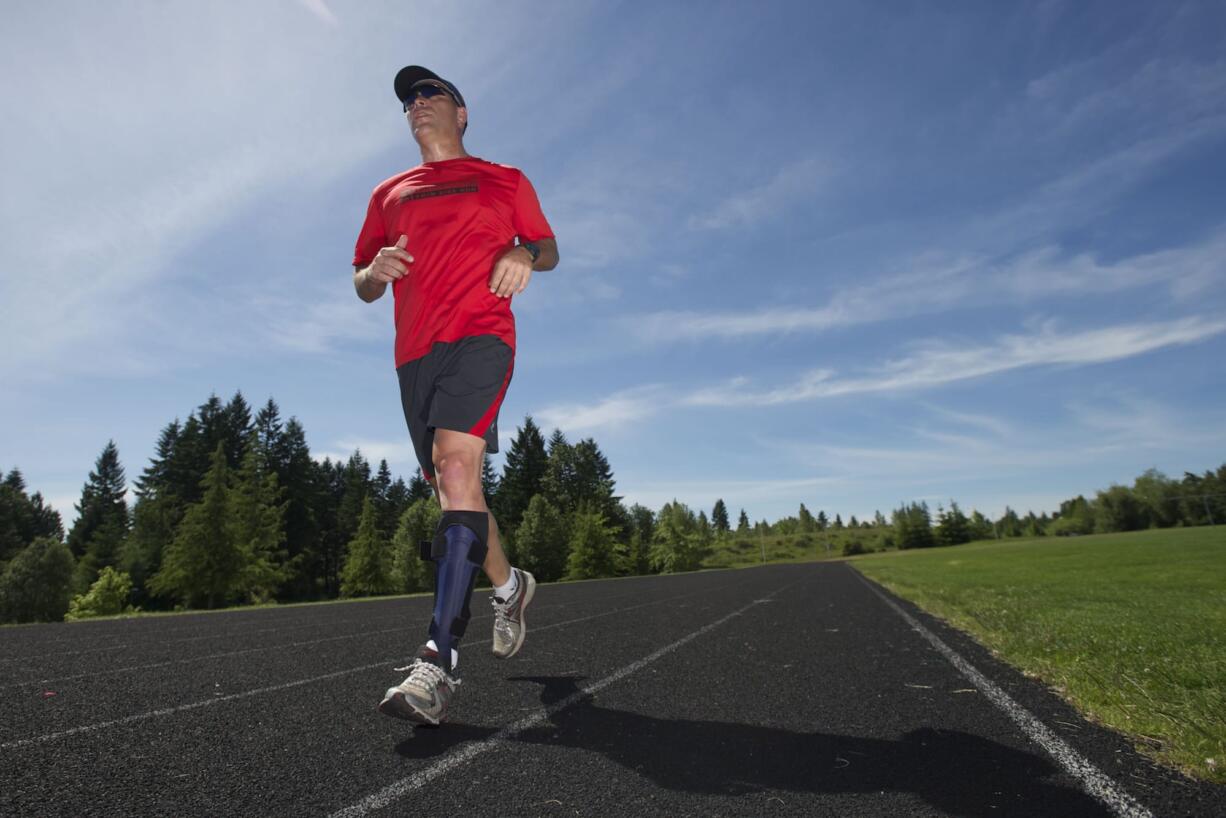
[1,389,1222,623]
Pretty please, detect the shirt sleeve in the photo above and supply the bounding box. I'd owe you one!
[512,172,555,242]
[352,188,388,268]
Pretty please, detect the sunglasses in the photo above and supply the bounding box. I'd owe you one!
[402,84,455,111]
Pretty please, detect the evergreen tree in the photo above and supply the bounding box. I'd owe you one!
[341,497,398,597]
[516,494,570,582]
[331,451,372,594]
[0,536,76,623]
[816,510,829,531]
[565,503,618,580]
[893,502,935,549]
[407,468,433,503]
[1,470,64,566]
[373,459,395,535]
[798,503,815,533]
[935,501,971,546]
[231,441,291,603]
[391,497,441,593]
[481,453,500,499]
[542,430,577,513]
[712,499,730,537]
[221,391,254,468]
[493,416,548,531]
[315,457,347,597]
[279,418,322,601]
[149,443,246,609]
[626,504,656,575]
[737,508,750,533]
[650,501,706,573]
[833,514,844,530]
[967,510,994,540]
[68,441,130,592]
[997,506,1022,538]
[253,398,284,458]
[849,515,859,528]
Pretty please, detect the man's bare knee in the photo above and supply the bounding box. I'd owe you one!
[434,448,481,502]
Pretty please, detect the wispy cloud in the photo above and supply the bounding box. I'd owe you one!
[688,157,829,231]
[534,387,663,435]
[298,0,338,26]
[683,315,1226,406]
[622,228,1226,344]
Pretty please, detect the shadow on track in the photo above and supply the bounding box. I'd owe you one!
[394,676,1109,817]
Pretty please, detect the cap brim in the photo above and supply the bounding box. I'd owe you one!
[394,65,445,103]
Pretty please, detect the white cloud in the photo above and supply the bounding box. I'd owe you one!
[622,230,1226,344]
[534,387,662,435]
[682,315,1226,406]
[688,157,829,231]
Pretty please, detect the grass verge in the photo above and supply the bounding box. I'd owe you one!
[852,527,1226,783]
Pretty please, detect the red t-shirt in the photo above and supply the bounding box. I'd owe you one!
[353,156,554,366]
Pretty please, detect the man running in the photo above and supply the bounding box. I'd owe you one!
[352,64,558,725]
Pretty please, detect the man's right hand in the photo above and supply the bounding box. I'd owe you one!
[367,234,414,284]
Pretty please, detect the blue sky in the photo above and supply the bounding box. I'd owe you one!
[2,1,1224,527]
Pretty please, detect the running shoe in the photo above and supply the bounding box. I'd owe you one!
[377,646,458,726]
[491,568,536,659]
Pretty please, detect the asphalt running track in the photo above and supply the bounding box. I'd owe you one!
[2,563,1223,817]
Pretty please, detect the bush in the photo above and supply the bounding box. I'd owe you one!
[0,537,76,623]
[842,539,867,557]
[66,566,134,620]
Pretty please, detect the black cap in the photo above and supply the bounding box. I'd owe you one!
[394,65,466,109]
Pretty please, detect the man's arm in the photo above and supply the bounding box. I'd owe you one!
[533,237,560,272]
[354,234,413,303]
[354,264,388,303]
[488,237,560,298]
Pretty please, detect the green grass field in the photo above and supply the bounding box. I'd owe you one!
[852,527,1226,783]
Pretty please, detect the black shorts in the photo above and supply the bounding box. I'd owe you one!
[396,335,514,482]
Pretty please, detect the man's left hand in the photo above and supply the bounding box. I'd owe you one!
[488,246,534,299]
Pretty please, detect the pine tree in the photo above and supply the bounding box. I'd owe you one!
[798,503,815,533]
[493,416,548,531]
[712,499,730,537]
[816,510,829,531]
[341,497,398,597]
[627,504,656,575]
[935,501,971,546]
[149,443,246,608]
[407,468,433,503]
[737,509,750,533]
[68,441,130,591]
[833,514,844,530]
[391,497,440,593]
[231,441,290,603]
[0,536,76,623]
[516,494,570,582]
[481,454,500,499]
[373,459,395,536]
[651,501,705,573]
[565,504,618,580]
[1,470,64,565]
[542,430,577,513]
[279,418,322,601]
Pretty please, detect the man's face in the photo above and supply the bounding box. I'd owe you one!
[405,82,466,140]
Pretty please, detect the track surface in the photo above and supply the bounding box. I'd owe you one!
[2,562,1223,817]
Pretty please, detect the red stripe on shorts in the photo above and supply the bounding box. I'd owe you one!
[468,358,514,441]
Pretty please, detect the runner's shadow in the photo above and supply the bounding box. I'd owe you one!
[397,675,1111,817]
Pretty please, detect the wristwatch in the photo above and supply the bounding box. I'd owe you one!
[519,241,540,263]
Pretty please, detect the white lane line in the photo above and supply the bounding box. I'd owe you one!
[0,581,734,750]
[850,567,1154,818]
[327,587,791,818]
